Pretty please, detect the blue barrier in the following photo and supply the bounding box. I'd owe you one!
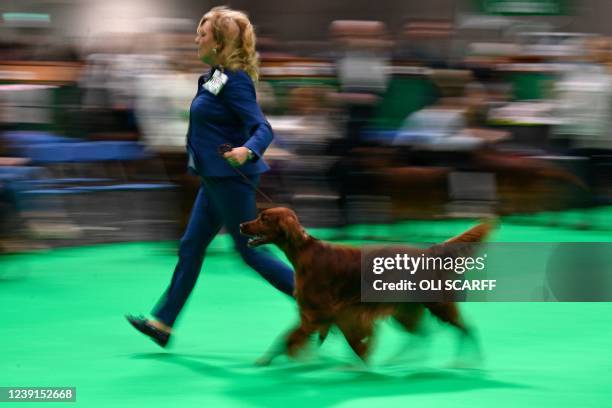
[2,131,75,146]
[22,141,150,164]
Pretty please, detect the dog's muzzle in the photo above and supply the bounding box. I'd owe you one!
[240,222,267,247]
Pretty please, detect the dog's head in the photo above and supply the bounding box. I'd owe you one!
[240,207,307,248]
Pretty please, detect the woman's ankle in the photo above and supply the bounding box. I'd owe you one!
[148,319,172,333]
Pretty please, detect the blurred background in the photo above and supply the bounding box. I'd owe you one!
[2,0,612,252]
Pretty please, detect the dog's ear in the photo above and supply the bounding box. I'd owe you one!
[279,215,306,245]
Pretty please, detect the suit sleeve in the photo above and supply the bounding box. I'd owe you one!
[220,72,272,161]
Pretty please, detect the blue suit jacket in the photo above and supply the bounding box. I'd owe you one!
[186,67,272,177]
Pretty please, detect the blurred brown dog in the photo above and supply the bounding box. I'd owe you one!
[240,207,493,365]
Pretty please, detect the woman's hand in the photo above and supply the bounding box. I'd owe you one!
[223,146,250,167]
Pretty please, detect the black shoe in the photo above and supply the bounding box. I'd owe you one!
[126,314,171,348]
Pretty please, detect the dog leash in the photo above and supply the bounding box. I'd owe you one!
[218,143,275,204]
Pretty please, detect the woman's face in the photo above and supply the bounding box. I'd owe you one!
[195,20,218,64]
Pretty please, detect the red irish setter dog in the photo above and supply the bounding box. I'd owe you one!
[240,207,493,365]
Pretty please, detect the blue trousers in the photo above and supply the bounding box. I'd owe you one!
[153,175,294,326]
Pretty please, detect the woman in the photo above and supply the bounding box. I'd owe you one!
[126,6,294,347]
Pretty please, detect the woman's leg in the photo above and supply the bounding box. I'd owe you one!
[205,176,295,296]
[152,184,223,327]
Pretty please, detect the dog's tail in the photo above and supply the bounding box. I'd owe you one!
[444,218,497,244]
[426,219,497,260]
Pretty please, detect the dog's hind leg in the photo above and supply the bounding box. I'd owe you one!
[424,302,468,334]
[387,305,430,364]
[393,304,426,334]
[318,323,332,345]
[424,302,483,367]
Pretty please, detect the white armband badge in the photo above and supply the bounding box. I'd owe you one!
[202,70,228,95]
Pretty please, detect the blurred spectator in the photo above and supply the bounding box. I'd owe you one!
[264,85,341,205]
[553,36,612,200]
[394,70,486,151]
[395,19,455,68]
[277,86,341,154]
[329,20,392,151]
[79,33,156,140]
[553,36,612,150]
[132,29,202,232]
[134,32,199,151]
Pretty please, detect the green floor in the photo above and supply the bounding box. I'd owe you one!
[2,216,612,407]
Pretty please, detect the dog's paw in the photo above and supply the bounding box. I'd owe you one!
[387,336,430,365]
[333,361,370,372]
[449,344,485,370]
[446,356,484,370]
[254,355,273,367]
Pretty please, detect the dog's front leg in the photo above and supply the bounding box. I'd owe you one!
[255,317,318,366]
[336,316,374,362]
[255,334,288,366]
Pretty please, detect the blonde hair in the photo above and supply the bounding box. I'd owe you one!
[199,6,259,82]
